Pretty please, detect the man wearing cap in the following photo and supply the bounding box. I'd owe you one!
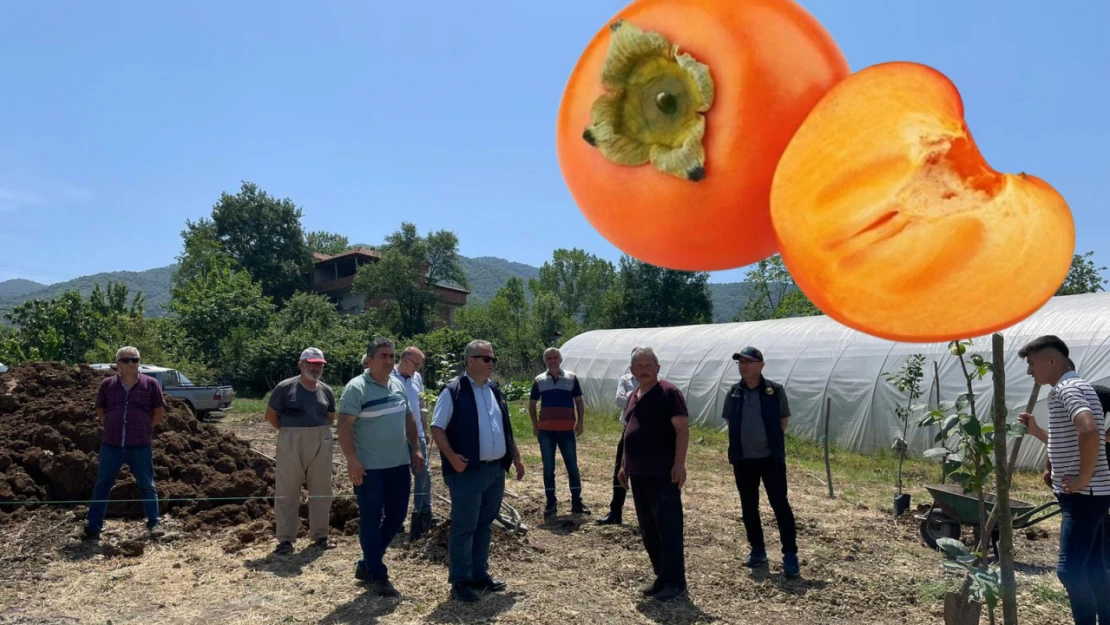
[264,347,338,555]
[722,346,800,578]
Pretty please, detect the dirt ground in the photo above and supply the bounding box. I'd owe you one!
[0,404,1075,625]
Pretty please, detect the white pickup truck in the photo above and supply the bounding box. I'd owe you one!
[89,363,234,420]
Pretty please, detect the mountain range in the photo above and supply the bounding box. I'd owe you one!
[0,257,754,324]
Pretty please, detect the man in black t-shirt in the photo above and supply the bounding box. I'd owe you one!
[618,346,690,602]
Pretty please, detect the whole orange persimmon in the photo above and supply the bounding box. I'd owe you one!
[555,0,850,271]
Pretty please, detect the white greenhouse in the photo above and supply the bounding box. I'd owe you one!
[558,292,1110,471]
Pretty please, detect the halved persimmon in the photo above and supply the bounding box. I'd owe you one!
[555,0,849,271]
[769,61,1075,343]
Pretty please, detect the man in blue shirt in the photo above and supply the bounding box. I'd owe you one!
[337,337,424,597]
[430,339,526,603]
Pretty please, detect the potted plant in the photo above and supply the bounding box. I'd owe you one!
[883,353,927,516]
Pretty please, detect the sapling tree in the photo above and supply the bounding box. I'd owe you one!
[883,353,927,497]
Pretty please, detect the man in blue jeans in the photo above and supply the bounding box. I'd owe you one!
[430,339,526,603]
[82,346,166,540]
[1018,335,1110,625]
[337,337,425,597]
[392,345,434,540]
[529,347,589,518]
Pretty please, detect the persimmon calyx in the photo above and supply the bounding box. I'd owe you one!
[581,20,715,182]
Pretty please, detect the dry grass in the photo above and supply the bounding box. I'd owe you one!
[0,403,1074,625]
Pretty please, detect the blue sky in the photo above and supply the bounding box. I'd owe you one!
[0,0,1107,286]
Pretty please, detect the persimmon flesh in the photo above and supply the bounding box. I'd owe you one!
[555,0,850,271]
[770,61,1075,343]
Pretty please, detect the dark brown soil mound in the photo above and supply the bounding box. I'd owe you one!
[0,362,358,535]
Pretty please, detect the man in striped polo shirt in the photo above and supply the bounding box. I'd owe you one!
[1017,335,1110,624]
[529,347,589,518]
[337,336,425,597]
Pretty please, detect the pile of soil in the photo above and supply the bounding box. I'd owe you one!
[0,362,359,534]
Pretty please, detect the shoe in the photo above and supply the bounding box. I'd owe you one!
[745,550,768,567]
[469,576,507,592]
[451,582,480,603]
[409,511,425,541]
[571,500,591,515]
[544,502,558,518]
[148,524,165,539]
[81,526,100,541]
[596,512,622,526]
[354,562,372,583]
[423,511,437,528]
[641,578,666,596]
[783,553,801,578]
[372,577,400,597]
[313,537,336,549]
[653,584,688,602]
[273,541,294,555]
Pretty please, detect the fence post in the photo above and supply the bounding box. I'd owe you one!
[824,396,834,499]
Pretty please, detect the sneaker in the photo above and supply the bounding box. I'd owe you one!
[783,553,801,578]
[313,537,336,550]
[148,524,166,539]
[745,550,768,567]
[81,526,100,541]
[273,541,294,555]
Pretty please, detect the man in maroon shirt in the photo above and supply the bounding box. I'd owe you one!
[82,346,166,540]
[618,346,690,602]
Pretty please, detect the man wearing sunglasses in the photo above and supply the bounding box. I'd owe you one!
[392,345,434,540]
[430,339,526,603]
[82,346,166,540]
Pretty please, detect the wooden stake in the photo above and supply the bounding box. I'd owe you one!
[824,396,834,499]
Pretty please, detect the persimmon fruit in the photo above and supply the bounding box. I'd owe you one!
[769,61,1075,343]
[555,0,850,271]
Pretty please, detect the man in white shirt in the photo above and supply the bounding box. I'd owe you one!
[1018,335,1110,624]
[597,368,639,525]
[392,346,433,540]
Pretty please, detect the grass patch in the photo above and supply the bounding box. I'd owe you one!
[228,394,269,415]
[1032,583,1070,606]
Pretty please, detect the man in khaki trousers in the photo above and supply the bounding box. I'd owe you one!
[265,347,337,554]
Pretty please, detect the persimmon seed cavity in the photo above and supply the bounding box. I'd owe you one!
[656,92,678,115]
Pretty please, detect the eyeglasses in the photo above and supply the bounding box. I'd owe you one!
[469,355,497,364]
[117,358,140,364]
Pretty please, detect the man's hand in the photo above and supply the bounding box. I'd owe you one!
[347,455,365,486]
[450,454,469,473]
[513,457,525,480]
[411,448,425,475]
[1043,469,1053,489]
[618,466,629,489]
[575,421,584,437]
[1062,474,1089,494]
[671,463,687,489]
[1017,412,1047,442]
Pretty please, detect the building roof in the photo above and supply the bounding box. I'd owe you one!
[312,247,381,262]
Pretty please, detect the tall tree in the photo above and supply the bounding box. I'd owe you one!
[352,222,468,338]
[736,254,823,321]
[608,255,713,328]
[528,248,616,328]
[1056,250,1107,296]
[181,181,314,305]
[306,230,350,256]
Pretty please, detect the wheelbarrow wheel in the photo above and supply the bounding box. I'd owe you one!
[920,509,961,551]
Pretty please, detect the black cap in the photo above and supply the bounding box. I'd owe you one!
[732,346,763,362]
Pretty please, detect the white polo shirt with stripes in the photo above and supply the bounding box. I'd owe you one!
[1047,371,1110,496]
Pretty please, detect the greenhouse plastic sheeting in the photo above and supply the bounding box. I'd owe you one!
[557,292,1110,471]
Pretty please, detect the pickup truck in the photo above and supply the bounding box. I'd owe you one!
[89,363,234,420]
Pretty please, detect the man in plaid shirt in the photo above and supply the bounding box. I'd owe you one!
[82,346,166,540]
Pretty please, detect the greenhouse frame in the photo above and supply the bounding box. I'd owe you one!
[557,292,1110,470]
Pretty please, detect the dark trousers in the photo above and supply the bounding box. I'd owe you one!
[630,475,686,588]
[733,457,797,556]
[444,461,505,584]
[538,430,582,504]
[1057,492,1110,624]
[353,464,412,580]
[607,432,627,514]
[85,444,159,532]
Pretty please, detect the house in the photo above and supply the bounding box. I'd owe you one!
[309,248,468,326]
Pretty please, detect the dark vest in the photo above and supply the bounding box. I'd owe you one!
[440,376,515,477]
[722,376,786,464]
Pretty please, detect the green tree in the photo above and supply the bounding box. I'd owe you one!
[181,181,314,305]
[306,230,350,256]
[352,222,467,338]
[607,255,713,328]
[1056,250,1107,295]
[528,248,616,328]
[489,277,541,376]
[736,254,822,321]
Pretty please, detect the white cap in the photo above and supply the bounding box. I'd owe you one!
[300,347,327,363]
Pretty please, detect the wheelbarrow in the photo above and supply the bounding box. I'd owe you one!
[915,484,1061,559]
